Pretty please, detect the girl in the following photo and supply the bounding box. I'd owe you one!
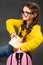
[0,1,43,57]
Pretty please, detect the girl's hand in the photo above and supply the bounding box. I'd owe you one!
[10,32,17,39]
[9,36,23,49]
[16,36,22,43]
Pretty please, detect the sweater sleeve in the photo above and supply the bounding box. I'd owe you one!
[20,25,43,54]
[6,19,23,34]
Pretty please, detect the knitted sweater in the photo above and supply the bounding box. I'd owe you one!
[6,19,43,54]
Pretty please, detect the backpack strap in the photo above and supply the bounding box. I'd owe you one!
[26,54,28,65]
[16,53,23,65]
[10,54,13,65]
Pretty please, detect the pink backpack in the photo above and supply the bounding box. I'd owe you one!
[6,49,32,65]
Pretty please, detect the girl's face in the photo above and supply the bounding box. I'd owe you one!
[21,6,34,25]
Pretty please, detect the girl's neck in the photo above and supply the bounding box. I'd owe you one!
[26,21,30,28]
[26,20,32,28]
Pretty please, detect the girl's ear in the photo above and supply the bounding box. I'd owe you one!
[31,12,37,19]
[33,13,37,18]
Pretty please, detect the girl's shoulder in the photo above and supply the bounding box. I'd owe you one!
[32,24,41,30]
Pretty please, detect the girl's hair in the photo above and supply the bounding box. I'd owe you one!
[21,1,40,24]
[19,2,40,42]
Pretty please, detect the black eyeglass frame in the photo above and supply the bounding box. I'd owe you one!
[20,10,32,15]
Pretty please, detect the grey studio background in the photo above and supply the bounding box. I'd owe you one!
[0,0,43,65]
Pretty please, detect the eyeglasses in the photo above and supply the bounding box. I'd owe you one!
[20,10,32,15]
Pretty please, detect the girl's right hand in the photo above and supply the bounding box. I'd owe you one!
[10,32,17,39]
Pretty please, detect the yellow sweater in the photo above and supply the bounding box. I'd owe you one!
[6,19,43,54]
